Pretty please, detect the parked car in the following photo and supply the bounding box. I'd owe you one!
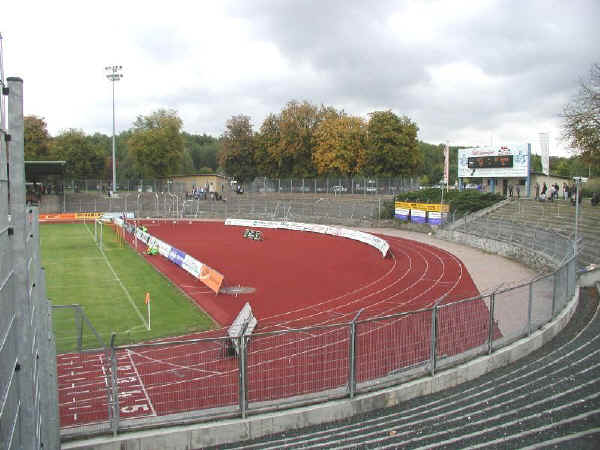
[332,185,347,193]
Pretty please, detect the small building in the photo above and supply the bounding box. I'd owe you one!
[457,145,576,198]
[162,173,229,195]
[458,144,531,196]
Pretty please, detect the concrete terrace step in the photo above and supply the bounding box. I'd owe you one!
[209,287,600,449]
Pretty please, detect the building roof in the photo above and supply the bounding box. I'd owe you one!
[25,161,66,178]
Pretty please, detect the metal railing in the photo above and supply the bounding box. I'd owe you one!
[56,228,576,439]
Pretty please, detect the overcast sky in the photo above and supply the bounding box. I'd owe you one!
[2,0,598,157]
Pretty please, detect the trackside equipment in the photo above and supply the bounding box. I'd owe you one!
[227,302,257,356]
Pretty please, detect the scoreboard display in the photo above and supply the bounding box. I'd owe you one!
[467,155,513,169]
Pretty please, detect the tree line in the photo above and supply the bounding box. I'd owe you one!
[220,101,422,183]
[24,110,221,181]
[24,80,598,185]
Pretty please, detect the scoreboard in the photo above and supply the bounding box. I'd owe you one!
[467,155,513,169]
[458,144,529,178]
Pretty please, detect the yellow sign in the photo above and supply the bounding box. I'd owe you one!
[395,202,449,213]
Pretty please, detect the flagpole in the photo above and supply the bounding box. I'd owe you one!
[145,292,151,330]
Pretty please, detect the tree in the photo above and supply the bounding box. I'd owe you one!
[219,115,257,183]
[364,111,422,176]
[313,113,366,176]
[256,113,282,177]
[182,132,221,172]
[562,63,600,168]
[24,115,51,160]
[127,109,184,177]
[50,129,105,179]
[275,100,321,177]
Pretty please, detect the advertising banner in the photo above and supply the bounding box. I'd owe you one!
[410,209,427,224]
[157,240,172,258]
[428,211,447,225]
[168,247,186,267]
[182,255,203,278]
[395,202,449,213]
[225,218,389,257]
[199,265,225,294]
[394,207,410,221]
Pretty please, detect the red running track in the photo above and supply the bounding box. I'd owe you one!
[57,221,495,429]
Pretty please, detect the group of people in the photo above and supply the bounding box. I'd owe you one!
[534,181,581,205]
[507,184,521,199]
[186,183,226,201]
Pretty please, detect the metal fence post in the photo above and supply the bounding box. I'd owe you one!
[348,309,363,398]
[527,281,533,336]
[430,306,438,376]
[552,272,558,318]
[110,333,120,436]
[238,336,247,419]
[487,294,496,354]
[76,306,84,352]
[348,321,357,398]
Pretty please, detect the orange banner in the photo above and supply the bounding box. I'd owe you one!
[199,265,225,294]
[39,212,104,222]
[39,213,77,222]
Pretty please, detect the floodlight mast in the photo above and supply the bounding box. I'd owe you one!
[105,65,123,195]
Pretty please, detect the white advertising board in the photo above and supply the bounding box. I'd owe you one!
[458,144,529,178]
[225,219,389,257]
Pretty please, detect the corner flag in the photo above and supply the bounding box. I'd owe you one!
[145,292,151,330]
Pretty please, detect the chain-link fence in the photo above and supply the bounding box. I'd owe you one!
[58,192,391,227]
[56,237,576,437]
[1,77,59,449]
[52,176,419,196]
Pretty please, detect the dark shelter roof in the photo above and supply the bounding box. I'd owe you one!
[25,161,66,179]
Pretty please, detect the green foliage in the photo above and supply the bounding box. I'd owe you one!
[50,129,105,179]
[24,115,52,160]
[219,115,257,183]
[127,109,184,177]
[417,141,461,186]
[182,132,221,172]
[364,111,422,176]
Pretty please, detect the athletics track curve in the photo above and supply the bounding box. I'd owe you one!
[57,221,494,429]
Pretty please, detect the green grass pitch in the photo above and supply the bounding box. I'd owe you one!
[40,222,214,352]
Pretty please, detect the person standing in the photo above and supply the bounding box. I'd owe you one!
[535,182,540,200]
[541,182,547,201]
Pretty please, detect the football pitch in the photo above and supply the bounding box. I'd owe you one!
[40,223,214,352]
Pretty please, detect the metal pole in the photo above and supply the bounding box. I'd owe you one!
[574,178,580,257]
[348,309,363,399]
[527,282,533,336]
[8,76,36,448]
[238,336,247,418]
[112,79,116,193]
[109,333,120,436]
[430,306,438,376]
[105,66,123,195]
[487,294,495,354]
